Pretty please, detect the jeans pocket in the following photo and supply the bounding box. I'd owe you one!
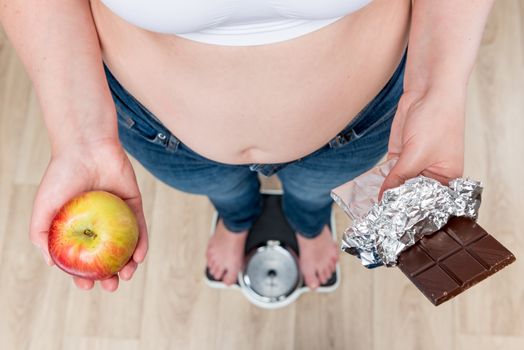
[350,103,398,139]
[329,103,398,149]
[115,100,180,153]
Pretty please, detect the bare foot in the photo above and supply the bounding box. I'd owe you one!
[206,218,248,286]
[296,225,339,290]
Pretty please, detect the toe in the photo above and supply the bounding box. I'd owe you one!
[330,260,338,274]
[323,266,333,283]
[331,260,337,274]
[211,265,224,280]
[208,258,221,277]
[222,268,238,286]
[207,257,215,270]
[303,270,320,290]
[318,269,329,285]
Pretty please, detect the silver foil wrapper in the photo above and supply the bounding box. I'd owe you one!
[331,159,482,268]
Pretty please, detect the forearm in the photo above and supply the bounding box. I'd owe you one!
[405,0,495,94]
[0,0,117,154]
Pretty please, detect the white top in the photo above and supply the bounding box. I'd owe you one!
[100,0,373,46]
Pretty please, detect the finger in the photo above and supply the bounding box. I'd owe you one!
[104,165,149,265]
[387,106,407,157]
[387,152,401,162]
[124,195,149,264]
[29,194,58,265]
[100,275,119,292]
[378,150,424,201]
[119,260,138,281]
[29,170,81,267]
[421,169,455,186]
[73,276,95,290]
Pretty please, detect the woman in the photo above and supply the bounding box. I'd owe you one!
[0,0,494,292]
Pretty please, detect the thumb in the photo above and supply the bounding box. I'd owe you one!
[378,152,423,202]
[29,167,80,267]
[29,190,57,267]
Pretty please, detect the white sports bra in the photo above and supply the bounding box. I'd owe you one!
[100,0,373,46]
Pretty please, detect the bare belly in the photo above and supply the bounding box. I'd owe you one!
[90,0,410,164]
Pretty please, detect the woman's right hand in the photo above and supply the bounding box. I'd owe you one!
[29,139,149,292]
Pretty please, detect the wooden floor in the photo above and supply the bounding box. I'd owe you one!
[1,2,523,350]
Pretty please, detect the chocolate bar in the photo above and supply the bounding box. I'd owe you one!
[397,217,515,306]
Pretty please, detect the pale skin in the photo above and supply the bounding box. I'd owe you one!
[0,0,494,291]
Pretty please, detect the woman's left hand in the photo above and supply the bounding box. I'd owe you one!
[379,87,467,199]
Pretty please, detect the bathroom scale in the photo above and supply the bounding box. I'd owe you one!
[205,189,340,309]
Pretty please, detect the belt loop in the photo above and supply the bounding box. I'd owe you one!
[328,133,352,149]
[249,163,288,176]
[249,164,262,172]
[166,134,180,153]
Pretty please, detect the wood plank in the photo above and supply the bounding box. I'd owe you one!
[14,90,51,186]
[458,0,524,338]
[61,336,139,350]
[0,185,69,350]
[0,28,32,271]
[457,335,524,350]
[137,183,220,349]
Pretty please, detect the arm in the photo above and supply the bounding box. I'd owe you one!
[0,0,148,291]
[405,0,494,92]
[380,0,495,196]
[0,0,116,153]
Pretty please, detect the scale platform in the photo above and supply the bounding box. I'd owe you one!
[205,189,340,309]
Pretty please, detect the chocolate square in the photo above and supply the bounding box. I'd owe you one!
[397,245,435,276]
[411,265,461,304]
[420,230,461,261]
[441,250,486,285]
[397,217,515,305]
[445,219,487,245]
[467,235,515,269]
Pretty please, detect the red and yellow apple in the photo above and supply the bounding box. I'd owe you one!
[48,191,139,280]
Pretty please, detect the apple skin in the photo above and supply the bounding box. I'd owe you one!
[48,191,139,280]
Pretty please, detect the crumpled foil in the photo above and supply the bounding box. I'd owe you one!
[331,159,483,268]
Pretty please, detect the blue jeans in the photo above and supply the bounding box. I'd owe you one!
[103,53,406,238]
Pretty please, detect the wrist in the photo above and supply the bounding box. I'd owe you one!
[401,80,467,109]
[48,107,120,157]
[403,63,470,101]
